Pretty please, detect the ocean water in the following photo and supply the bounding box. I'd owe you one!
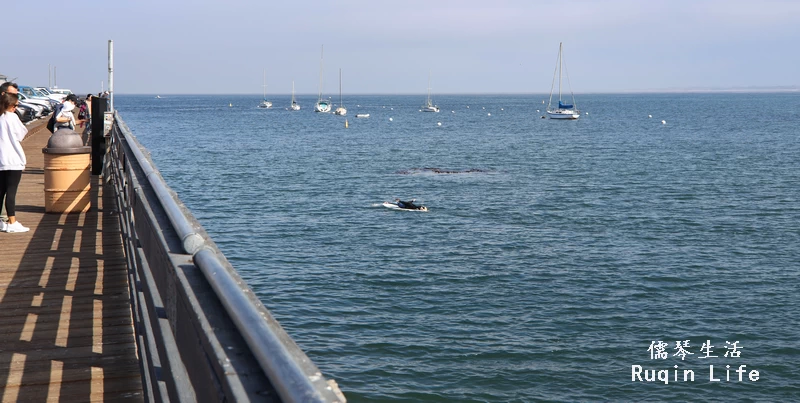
[115,93,800,402]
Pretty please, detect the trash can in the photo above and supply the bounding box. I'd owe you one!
[42,128,92,213]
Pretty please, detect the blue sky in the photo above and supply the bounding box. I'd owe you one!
[4,0,799,95]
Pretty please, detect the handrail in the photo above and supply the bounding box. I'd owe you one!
[115,118,205,255]
[194,250,334,403]
[110,112,346,403]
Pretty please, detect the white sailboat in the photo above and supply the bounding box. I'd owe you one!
[422,71,440,112]
[546,42,579,119]
[290,81,300,110]
[334,68,347,116]
[314,46,331,113]
[258,69,272,109]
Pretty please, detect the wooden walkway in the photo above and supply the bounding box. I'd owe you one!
[0,120,143,402]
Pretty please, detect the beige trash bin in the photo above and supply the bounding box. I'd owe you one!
[42,128,92,213]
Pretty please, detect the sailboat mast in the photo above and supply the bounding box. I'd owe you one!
[558,42,563,103]
[292,80,295,103]
[318,45,324,101]
[263,69,266,100]
[427,70,432,105]
[339,68,343,106]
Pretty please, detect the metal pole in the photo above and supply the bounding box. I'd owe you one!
[48,64,51,89]
[54,66,57,88]
[108,40,114,111]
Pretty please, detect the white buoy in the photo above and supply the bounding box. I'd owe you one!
[662,120,666,124]
[487,113,491,116]
[451,111,455,113]
[389,117,393,121]
[229,103,232,107]
[536,109,540,113]
[437,122,442,126]
[467,106,470,108]
[500,108,504,111]
[585,111,589,115]
[482,107,485,110]
[648,114,652,118]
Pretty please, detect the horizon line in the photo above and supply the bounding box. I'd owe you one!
[111,88,800,96]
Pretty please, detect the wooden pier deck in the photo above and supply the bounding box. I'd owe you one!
[0,121,143,402]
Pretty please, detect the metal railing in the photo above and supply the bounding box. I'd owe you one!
[104,112,347,403]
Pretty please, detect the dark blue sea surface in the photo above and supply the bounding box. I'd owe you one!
[115,93,800,402]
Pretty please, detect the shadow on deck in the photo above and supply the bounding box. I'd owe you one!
[0,120,143,401]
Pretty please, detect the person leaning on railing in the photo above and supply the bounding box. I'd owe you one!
[80,94,93,129]
[55,94,79,130]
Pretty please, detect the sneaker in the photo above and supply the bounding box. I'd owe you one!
[0,221,6,232]
[5,222,30,233]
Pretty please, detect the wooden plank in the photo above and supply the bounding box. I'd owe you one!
[0,344,140,367]
[0,376,144,402]
[0,286,131,306]
[0,120,143,401]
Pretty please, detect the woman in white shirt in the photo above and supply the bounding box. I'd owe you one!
[0,92,30,233]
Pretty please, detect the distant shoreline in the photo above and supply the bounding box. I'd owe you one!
[116,88,799,96]
[613,87,800,94]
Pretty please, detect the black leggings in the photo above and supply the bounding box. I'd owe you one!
[0,170,23,217]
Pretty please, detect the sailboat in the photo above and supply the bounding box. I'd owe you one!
[422,71,440,112]
[314,46,331,113]
[334,68,347,116]
[258,69,272,109]
[290,80,300,110]
[546,42,580,119]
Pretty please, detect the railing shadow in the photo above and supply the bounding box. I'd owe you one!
[0,176,142,401]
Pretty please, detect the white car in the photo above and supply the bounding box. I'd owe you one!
[35,87,66,101]
[19,86,58,109]
[16,94,46,118]
[17,92,51,108]
[50,88,74,96]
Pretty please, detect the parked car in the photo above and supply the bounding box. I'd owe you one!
[19,101,44,119]
[50,88,74,96]
[19,85,58,107]
[34,86,66,102]
[15,103,37,122]
[17,93,50,116]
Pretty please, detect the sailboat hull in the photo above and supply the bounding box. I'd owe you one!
[315,101,331,113]
[547,109,580,119]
